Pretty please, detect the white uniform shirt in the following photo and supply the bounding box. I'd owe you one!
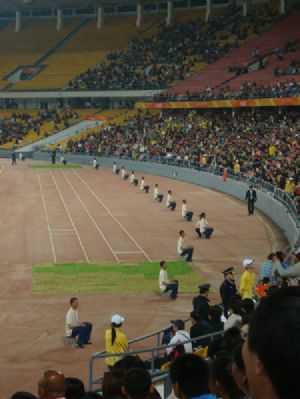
[166,330,193,355]
[159,269,169,291]
[199,218,208,233]
[182,203,187,217]
[140,179,145,191]
[154,187,159,199]
[178,237,184,254]
[166,194,172,207]
[113,164,117,173]
[121,168,125,178]
[130,174,135,184]
[93,159,97,168]
[66,308,79,336]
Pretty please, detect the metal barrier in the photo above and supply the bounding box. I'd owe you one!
[89,328,222,392]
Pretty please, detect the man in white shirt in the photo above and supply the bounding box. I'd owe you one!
[159,260,179,300]
[121,166,129,180]
[166,320,193,356]
[65,297,93,348]
[181,199,194,221]
[166,190,176,211]
[140,176,149,193]
[178,230,194,262]
[113,162,119,175]
[92,157,99,169]
[154,184,164,202]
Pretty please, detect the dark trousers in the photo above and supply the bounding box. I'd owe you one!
[124,174,129,180]
[185,211,194,221]
[164,281,179,299]
[169,201,176,211]
[248,200,255,215]
[195,228,202,238]
[71,322,93,345]
[144,185,150,193]
[181,247,194,262]
[134,179,138,186]
[204,227,214,239]
[157,194,164,202]
[12,158,17,166]
[115,169,120,175]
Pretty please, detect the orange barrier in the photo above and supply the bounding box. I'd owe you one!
[136,97,300,109]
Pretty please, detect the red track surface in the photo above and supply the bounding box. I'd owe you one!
[0,159,286,396]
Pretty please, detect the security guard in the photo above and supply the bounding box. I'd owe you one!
[219,267,240,318]
[192,283,210,321]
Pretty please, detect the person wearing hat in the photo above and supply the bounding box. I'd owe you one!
[105,314,128,369]
[192,284,210,321]
[275,247,300,281]
[219,267,240,318]
[239,259,256,300]
[245,185,257,215]
[166,320,193,357]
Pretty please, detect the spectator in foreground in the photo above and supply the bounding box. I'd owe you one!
[105,314,129,370]
[122,368,153,399]
[38,370,66,399]
[242,287,300,399]
[169,354,217,399]
[11,393,38,399]
[65,378,85,399]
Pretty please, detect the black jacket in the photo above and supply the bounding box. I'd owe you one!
[219,279,240,311]
[190,320,212,348]
[192,295,209,321]
[245,189,257,202]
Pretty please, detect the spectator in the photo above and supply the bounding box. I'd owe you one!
[193,283,211,321]
[224,300,243,330]
[38,370,66,399]
[105,314,129,370]
[208,305,224,333]
[122,368,153,399]
[102,369,124,399]
[190,310,212,348]
[65,378,85,399]
[239,260,256,300]
[11,394,38,399]
[259,253,276,281]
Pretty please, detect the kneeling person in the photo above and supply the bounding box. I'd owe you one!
[159,260,179,300]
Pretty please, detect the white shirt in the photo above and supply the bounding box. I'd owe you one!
[130,174,135,183]
[224,314,242,330]
[166,330,193,355]
[66,308,79,336]
[159,269,169,291]
[121,168,125,178]
[113,164,117,173]
[166,194,172,207]
[182,203,187,217]
[199,218,208,233]
[154,187,159,199]
[140,179,145,190]
[92,159,97,168]
[178,236,184,254]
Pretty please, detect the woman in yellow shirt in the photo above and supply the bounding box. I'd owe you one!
[239,259,256,300]
[105,314,128,370]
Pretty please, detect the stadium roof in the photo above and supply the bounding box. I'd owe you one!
[0,0,166,11]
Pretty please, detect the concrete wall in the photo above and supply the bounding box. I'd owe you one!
[30,153,299,247]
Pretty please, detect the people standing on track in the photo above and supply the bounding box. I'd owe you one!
[181,199,193,221]
[245,185,257,215]
[11,150,17,166]
[166,190,176,210]
[177,230,194,262]
[195,212,214,239]
[105,314,128,370]
[159,260,179,300]
[154,184,164,202]
[65,297,93,348]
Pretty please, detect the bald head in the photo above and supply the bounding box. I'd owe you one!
[38,370,66,399]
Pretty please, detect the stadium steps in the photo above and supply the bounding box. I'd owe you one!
[167,9,300,94]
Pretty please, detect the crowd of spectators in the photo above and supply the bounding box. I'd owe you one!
[66,108,300,198]
[275,58,300,77]
[67,5,283,91]
[0,109,79,146]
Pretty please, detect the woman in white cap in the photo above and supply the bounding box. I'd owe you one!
[105,314,128,370]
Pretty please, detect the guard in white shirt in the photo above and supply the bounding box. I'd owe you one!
[181,199,194,221]
[65,297,93,348]
[178,230,194,262]
[166,190,176,211]
[140,176,150,193]
[154,184,164,202]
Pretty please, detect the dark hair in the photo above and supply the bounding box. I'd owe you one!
[123,368,151,399]
[102,370,125,398]
[190,311,201,322]
[275,251,285,261]
[160,261,165,267]
[70,297,77,305]
[248,287,300,399]
[210,354,244,399]
[10,393,38,399]
[113,355,146,371]
[199,212,205,219]
[241,298,255,315]
[179,230,184,235]
[208,305,222,322]
[262,277,270,284]
[233,343,245,372]
[111,323,122,345]
[267,253,275,260]
[228,300,243,315]
[65,378,85,399]
[169,354,210,398]
[81,392,102,399]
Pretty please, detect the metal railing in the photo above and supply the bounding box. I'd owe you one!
[89,326,222,392]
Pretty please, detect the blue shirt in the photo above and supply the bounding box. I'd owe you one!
[260,260,274,280]
[192,394,217,399]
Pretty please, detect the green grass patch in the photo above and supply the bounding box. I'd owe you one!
[28,164,82,169]
[33,262,204,294]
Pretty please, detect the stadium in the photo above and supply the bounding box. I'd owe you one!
[0,0,299,398]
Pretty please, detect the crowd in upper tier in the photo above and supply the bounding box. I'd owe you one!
[67,5,283,91]
[66,108,300,198]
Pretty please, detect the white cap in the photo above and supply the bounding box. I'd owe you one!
[111,314,124,324]
[243,259,254,268]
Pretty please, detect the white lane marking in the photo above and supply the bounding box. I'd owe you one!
[37,170,56,263]
[61,171,120,263]
[50,170,90,263]
[74,170,152,262]
[115,251,144,254]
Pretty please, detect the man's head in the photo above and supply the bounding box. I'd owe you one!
[242,259,254,270]
[122,368,153,399]
[169,354,210,399]
[198,283,210,297]
[170,319,185,332]
[65,377,85,399]
[267,252,276,261]
[38,370,66,399]
[242,287,300,399]
[208,305,222,323]
[160,260,167,270]
[190,311,201,325]
[223,267,235,281]
[69,297,78,310]
[182,199,187,204]
[179,230,185,238]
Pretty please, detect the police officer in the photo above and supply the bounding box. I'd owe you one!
[219,267,240,318]
[192,284,210,321]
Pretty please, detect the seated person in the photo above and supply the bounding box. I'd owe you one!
[65,297,93,348]
[159,260,179,300]
[190,311,212,348]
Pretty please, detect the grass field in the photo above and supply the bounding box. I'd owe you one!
[28,164,82,169]
[33,262,204,294]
